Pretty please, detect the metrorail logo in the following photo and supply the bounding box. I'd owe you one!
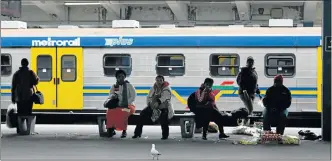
[31,37,81,46]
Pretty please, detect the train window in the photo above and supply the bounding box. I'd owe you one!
[1,54,12,76]
[37,55,52,81]
[103,54,132,77]
[61,55,77,81]
[209,54,240,77]
[156,54,185,76]
[265,53,296,77]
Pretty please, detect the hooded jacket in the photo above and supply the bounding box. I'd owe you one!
[236,66,259,95]
[11,67,39,102]
[263,84,292,111]
[147,81,174,120]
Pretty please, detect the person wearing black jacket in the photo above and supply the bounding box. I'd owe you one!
[262,74,291,135]
[236,56,261,115]
[11,58,39,116]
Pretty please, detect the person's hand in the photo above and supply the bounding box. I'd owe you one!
[256,89,261,95]
[111,94,118,99]
[153,102,159,108]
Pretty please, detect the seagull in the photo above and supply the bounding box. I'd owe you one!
[150,144,161,160]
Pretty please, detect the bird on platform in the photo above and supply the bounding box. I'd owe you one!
[150,144,161,160]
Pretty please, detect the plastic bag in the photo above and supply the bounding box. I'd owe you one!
[234,137,259,145]
[6,103,18,128]
[282,135,301,145]
[232,126,262,136]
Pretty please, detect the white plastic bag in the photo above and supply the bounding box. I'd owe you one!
[282,135,301,145]
[6,103,17,128]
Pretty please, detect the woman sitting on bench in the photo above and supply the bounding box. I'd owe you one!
[188,78,229,140]
[105,70,137,138]
[133,75,174,140]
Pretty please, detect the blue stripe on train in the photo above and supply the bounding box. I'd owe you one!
[0,93,316,98]
[1,85,318,91]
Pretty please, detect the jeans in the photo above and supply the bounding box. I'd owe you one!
[263,108,288,135]
[134,107,169,138]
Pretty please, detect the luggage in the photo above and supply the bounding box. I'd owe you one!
[31,86,44,104]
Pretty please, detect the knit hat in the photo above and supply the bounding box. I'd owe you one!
[274,74,283,83]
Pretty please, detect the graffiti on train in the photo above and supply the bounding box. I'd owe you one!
[105,37,134,47]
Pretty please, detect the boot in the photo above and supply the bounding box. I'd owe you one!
[121,130,127,138]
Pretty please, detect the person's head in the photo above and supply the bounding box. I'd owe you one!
[203,78,214,89]
[115,70,126,84]
[246,56,254,68]
[274,74,283,87]
[21,58,29,67]
[155,75,165,86]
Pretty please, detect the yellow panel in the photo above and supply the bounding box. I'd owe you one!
[317,47,322,112]
[56,47,83,110]
[30,48,57,110]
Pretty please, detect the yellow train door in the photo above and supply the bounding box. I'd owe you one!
[31,48,57,110]
[56,47,83,110]
[31,47,83,110]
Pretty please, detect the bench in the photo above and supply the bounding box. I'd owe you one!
[97,112,196,138]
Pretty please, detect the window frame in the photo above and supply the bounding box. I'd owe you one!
[61,55,77,82]
[102,53,132,77]
[209,53,240,77]
[155,53,186,76]
[264,53,296,78]
[1,53,12,77]
[36,55,53,82]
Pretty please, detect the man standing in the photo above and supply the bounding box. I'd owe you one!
[11,58,39,116]
[236,56,261,115]
[262,75,291,135]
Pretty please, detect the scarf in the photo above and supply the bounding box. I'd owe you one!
[150,81,170,122]
[118,81,128,107]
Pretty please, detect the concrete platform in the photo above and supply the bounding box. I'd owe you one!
[1,124,330,160]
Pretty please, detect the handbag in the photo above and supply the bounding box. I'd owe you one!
[31,85,44,104]
[104,96,119,109]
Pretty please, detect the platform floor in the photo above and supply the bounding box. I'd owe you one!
[1,124,330,160]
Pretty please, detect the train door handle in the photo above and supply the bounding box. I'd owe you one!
[53,78,60,85]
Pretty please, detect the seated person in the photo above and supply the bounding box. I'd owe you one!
[187,78,229,140]
[262,74,291,135]
[105,70,137,138]
[133,75,174,140]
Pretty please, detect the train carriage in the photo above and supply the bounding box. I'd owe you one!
[0,27,322,118]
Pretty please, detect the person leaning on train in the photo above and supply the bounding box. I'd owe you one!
[132,75,174,140]
[236,56,261,116]
[262,74,291,135]
[104,69,137,138]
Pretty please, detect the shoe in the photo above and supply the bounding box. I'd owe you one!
[202,133,207,140]
[132,135,141,139]
[107,128,116,138]
[219,133,229,139]
[161,136,168,140]
[121,131,127,138]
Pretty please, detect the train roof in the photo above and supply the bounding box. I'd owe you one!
[1,27,322,37]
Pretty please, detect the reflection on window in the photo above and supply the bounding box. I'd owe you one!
[61,55,77,81]
[1,54,12,76]
[156,54,185,76]
[103,54,132,77]
[209,54,240,77]
[265,53,296,77]
[37,55,52,81]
